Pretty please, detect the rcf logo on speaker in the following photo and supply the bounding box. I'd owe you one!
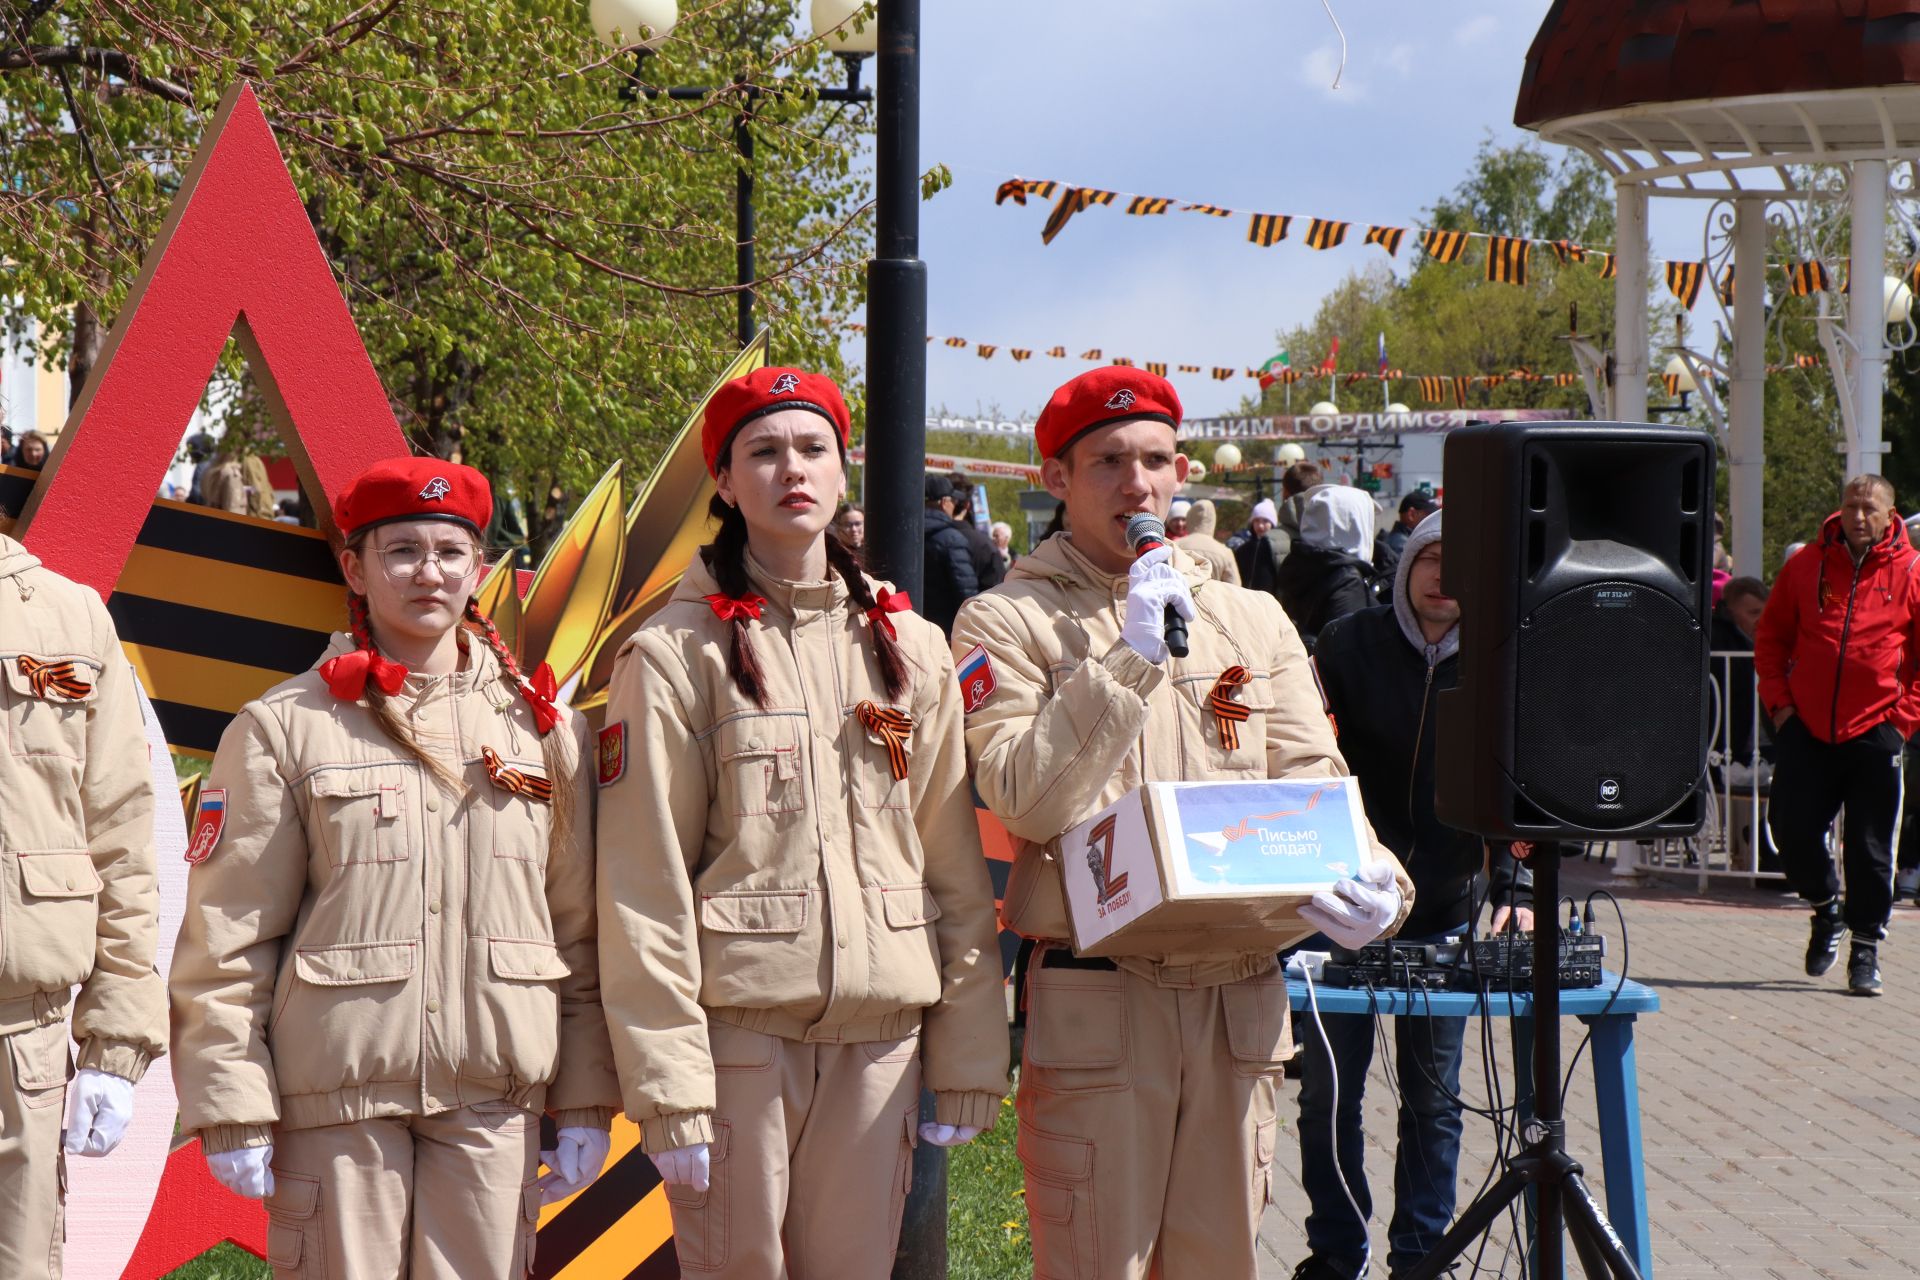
[1597,777,1622,806]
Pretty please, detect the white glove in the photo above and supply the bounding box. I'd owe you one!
[1299,859,1403,950]
[1122,546,1197,663]
[206,1145,276,1199]
[917,1122,982,1148]
[650,1142,711,1193]
[63,1068,135,1157]
[540,1126,613,1204]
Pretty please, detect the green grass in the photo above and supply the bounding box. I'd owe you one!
[948,1091,1034,1280]
[161,1242,269,1280]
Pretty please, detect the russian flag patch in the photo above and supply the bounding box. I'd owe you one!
[957,644,996,713]
[186,789,226,865]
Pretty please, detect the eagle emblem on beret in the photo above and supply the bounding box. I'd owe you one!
[1104,388,1137,411]
[419,477,452,501]
[770,372,800,395]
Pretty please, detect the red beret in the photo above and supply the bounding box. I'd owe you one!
[702,367,853,476]
[1035,367,1183,460]
[334,457,492,541]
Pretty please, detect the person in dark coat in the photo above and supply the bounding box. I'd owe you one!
[1230,497,1284,596]
[921,474,980,634]
[1291,510,1533,1280]
[949,478,1005,593]
[1274,484,1380,649]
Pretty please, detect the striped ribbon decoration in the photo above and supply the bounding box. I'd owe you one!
[855,701,914,782]
[481,746,553,804]
[1207,666,1253,751]
[1364,225,1405,256]
[1305,218,1349,250]
[17,655,92,700]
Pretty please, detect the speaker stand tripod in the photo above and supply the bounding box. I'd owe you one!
[1400,843,1641,1280]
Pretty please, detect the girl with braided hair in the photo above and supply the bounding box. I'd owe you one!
[169,458,618,1279]
[598,367,1010,1277]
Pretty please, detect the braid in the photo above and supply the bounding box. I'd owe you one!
[704,495,768,707]
[347,591,375,651]
[463,598,576,856]
[826,532,910,702]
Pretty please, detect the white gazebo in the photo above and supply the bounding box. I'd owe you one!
[1516,7,1920,578]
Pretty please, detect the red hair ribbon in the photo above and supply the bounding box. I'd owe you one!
[318,647,410,701]
[1208,666,1252,751]
[855,700,914,781]
[521,662,562,736]
[482,746,554,804]
[16,655,92,700]
[704,593,767,623]
[866,588,912,641]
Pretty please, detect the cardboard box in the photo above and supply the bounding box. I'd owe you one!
[1059,776,1373,957]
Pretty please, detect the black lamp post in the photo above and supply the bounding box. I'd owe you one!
[594,1,875,349]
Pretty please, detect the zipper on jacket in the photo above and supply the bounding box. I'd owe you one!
[1832,556,1866,741]
[1407,646,1438,837]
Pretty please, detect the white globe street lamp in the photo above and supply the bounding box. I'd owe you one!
[1309,401,1339,416]
[1887,275,1915,326]
[1663,354,1698,395]
[1386,402,1411,415]
[1276,442,1308,464]
[590,0,677,48]
[1187,460,1208,481]
[1213,443,1244,470]
[811,0,879,54]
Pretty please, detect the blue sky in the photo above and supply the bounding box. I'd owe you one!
[876,0,1699,421]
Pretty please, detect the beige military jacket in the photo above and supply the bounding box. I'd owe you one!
[599,553,1010,1154]
[951,533,1413,988]
[170,634,618,1154]
[0,534,164,1079]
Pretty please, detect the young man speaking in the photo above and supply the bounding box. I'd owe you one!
[951,368,1412,1279]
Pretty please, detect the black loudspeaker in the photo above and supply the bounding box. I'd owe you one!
[1435,421,1714,840]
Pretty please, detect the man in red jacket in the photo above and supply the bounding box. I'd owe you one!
[1755,475,1920,995]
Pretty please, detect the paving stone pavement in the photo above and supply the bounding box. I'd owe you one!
[1257,854,1920,1278]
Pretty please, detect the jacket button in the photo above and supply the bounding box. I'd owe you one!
[346,970,362,980]
[426,793,439,813]
[837,934,848,949]
[428,901,441,915]
[426,998,441,1014]
[748,737,763,751]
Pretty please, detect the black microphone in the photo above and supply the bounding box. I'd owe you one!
[1125,512,1189,658]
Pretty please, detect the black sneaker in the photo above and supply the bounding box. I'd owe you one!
[1849,942,1883,997]
[1806,903,1845,977]
[1291,1258,1365,1280]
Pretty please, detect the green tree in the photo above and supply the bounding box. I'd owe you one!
[0,0,874,502]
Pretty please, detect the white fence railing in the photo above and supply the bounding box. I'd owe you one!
[1615,650,1779,889]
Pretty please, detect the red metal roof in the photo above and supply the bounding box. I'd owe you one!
[1515,0,1920,129]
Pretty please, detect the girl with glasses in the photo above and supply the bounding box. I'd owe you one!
[169,458,618,1278]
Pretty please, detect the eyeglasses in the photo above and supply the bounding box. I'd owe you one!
[371,540,479,581]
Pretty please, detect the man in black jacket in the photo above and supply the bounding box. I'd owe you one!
[921,474,980,634]
[949,477,1006,593]
[1289,511,1533,1280]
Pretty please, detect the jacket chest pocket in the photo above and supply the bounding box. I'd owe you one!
[714,716,807,817]
[1179,669,1273,775]
[2,654,99,760]
[851,701,914,812]
[306,768,413,866]
[483,756,554,864]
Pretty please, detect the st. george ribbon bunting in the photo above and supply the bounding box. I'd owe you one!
[994,175,1859,308]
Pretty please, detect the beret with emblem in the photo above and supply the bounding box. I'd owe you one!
[334,457,493,541]
[1035,367,1183,461]
[702,366,852,476]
